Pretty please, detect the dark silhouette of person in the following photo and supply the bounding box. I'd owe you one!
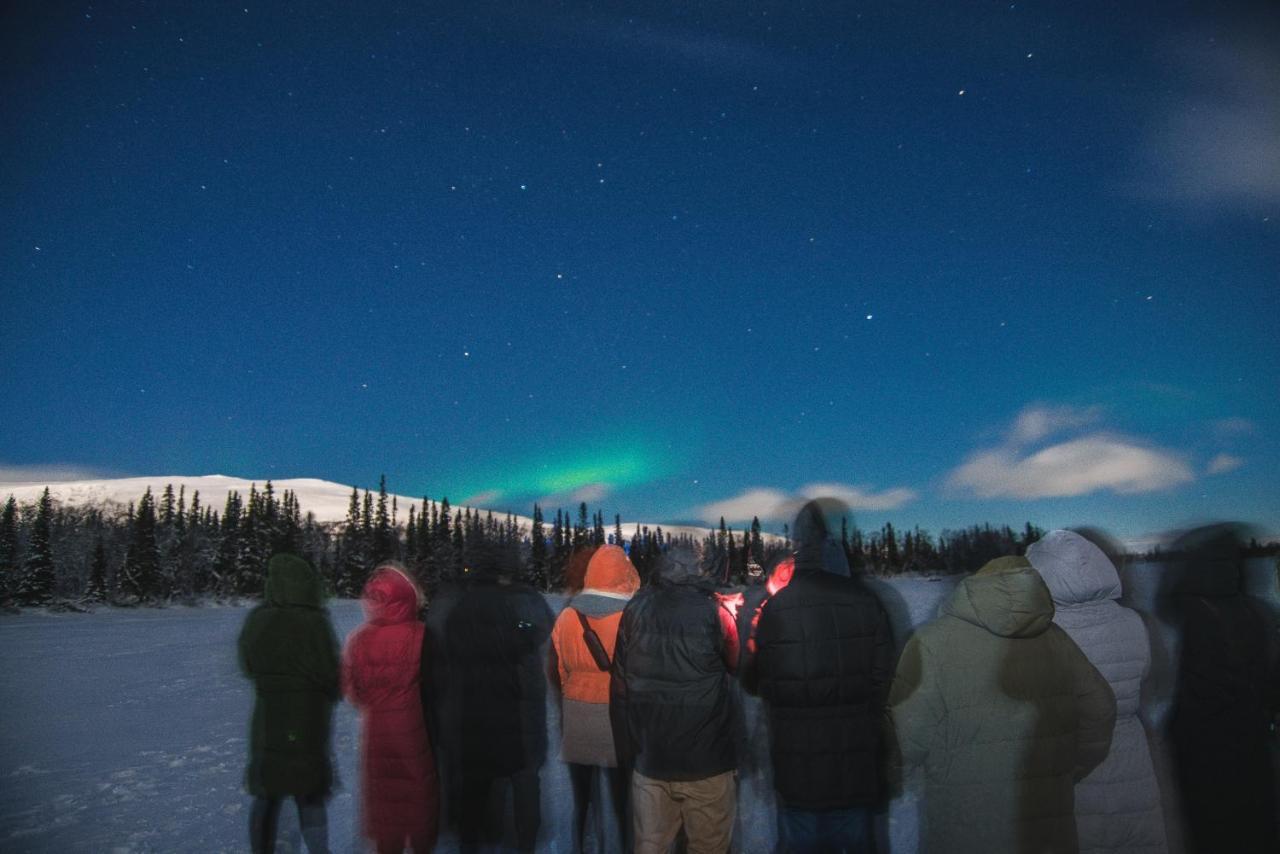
[1155,524,1279,854]
[443,542,554,853]
[610,543,739,853]
[238,553,340,854]
[745,499,894,853]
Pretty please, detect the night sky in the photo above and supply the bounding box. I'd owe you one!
[3,1,1277,540]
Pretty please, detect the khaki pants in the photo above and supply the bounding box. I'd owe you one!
[632,770,736,854]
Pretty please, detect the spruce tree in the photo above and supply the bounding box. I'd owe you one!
[0,496,18,598]
[17,488,57,605]
[121,488,160,601]
[373,475,393,564]
[85,535,108,603]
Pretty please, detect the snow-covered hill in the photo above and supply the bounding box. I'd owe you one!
[0,474,747,542]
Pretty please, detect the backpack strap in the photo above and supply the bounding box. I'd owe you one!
[574,608,612,671]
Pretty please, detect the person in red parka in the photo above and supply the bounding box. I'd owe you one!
[343,563,439,853]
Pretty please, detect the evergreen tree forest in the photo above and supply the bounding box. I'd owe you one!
[0,477,1118,608]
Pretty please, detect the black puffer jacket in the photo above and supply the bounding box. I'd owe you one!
[610,546,736,781]
[748,513,894,809]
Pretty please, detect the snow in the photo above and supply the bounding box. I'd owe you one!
[1,563,1275,851]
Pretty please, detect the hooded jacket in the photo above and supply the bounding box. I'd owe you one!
[238,553,340,799]
[748,541,893,810]
[342,567,438,844]
[1027,530,1168,854]
[551,544,640,766]
[609,545,737,780]
[888,556,1117,854]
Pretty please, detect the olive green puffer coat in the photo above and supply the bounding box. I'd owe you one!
[239,553,341,798]
[888,556,1117,854]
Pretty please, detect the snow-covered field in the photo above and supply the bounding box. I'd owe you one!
[0,565,1274,852]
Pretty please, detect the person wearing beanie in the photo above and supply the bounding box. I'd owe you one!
[238,553,341,854]
[887,555,1116,854]
[342,563,439,853]
[550,544,641,852]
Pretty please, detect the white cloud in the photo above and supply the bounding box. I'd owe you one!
[1009,404,1102,445]
[695,482,916,524]
[0,463,123,484]
[798,483,918,511]
[1136,41,1280,210]
[460,489,503,506]
[1206,453,1244,475]
[1212,417,1257,438]
[567,482,612,504]
[947,435,1195,499]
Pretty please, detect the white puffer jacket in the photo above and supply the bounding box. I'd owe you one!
[1027,530,1168,854]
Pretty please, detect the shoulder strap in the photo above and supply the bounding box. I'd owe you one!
[573,608,612,671]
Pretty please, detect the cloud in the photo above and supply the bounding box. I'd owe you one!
[0,462,123,484]
[696,482,916,524]
[567,482,612,504]
[1206,453,1244,475]
[1136,40,1280,210]
[947,435,1195,498]
[460,489,503,507]
[1212,417,1257,438]
[1009,404,1103,445]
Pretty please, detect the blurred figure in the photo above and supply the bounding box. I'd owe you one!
[1027,530,1168,854]
[739,555,796,673]
[549,544,641,853]
[239,553,340,854]
[888,556,1116,854]
[444,543,554,853]
[610,543,738,854]
[343,563,439,853]
[1156,524,1279,854]
[746,500,893,853]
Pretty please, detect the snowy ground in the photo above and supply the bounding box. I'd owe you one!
[0,564,1275,852]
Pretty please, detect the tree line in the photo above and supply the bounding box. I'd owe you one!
[2,477,1056,608]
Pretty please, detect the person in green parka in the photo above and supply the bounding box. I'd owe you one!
[239,553,341,854]
[887,555,1117,854]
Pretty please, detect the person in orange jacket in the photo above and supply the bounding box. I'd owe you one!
[549,544,641,853]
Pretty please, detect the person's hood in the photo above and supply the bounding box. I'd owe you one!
[361,566,420,625]
[654,544,707,586]
[942,556,1054,638]
[790,499,852,578]
[265,553,324,608]
[583,545,640,596]
[1026,529,1121,607]
[1164,523,1248,598]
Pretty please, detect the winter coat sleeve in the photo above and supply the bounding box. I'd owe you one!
[608,608,634,768]
[341,629,365,709]
[887,633,944,792]
[1069,638,1117,782]
[717,598,740,675]
[870,602,894,709]
[419,624,439,751]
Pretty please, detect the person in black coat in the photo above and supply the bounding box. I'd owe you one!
[1156,524,1280,854]
[610,543,738,853]
[745,499,893,854]
[238,553,340,854]
[442,542,554,853]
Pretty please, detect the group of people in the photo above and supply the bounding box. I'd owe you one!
[238,502,1279,854]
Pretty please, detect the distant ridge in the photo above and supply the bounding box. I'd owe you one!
[0,474,745,541]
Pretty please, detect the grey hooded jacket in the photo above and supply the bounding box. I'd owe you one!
[1027,530,1168,854]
